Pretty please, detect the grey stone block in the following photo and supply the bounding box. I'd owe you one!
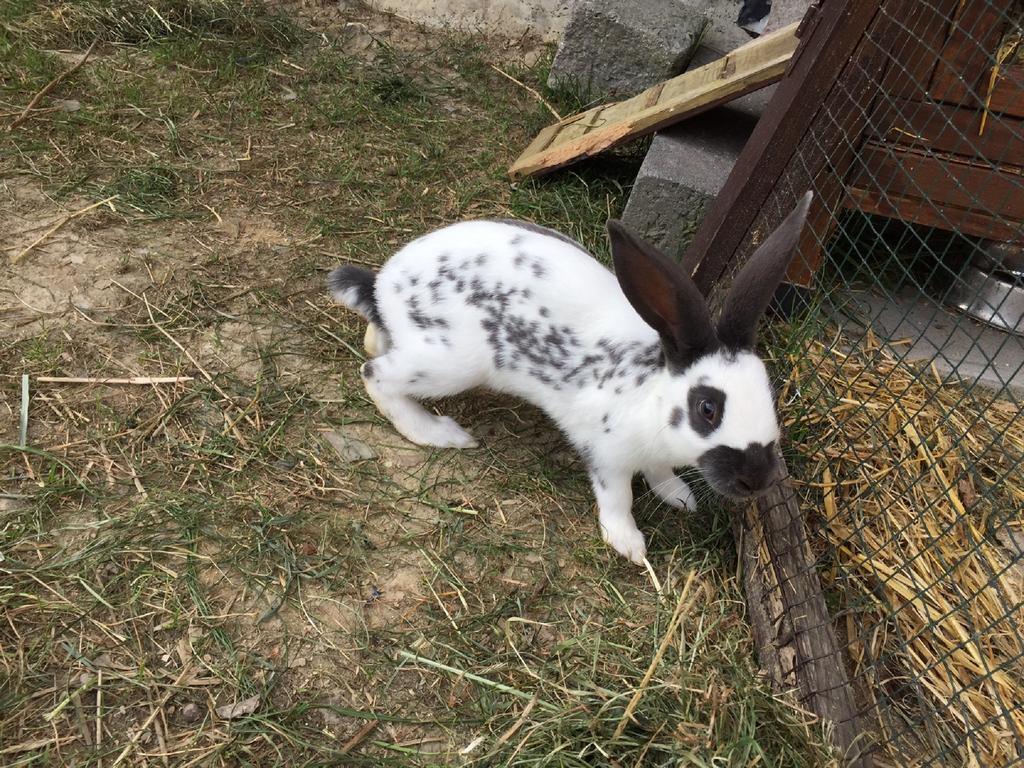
[765,0,812,33]
[547,0,708,98]
[621,106,760,260]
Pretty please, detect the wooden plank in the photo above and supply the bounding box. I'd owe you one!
[929,0,1014,108]
[982,63,1024,118]
[753,467,876,766]
[846,186,1024,243]
[507,23,800,180]
[871,97,1024,166]
[850,142,1024,221]
[883,0,956,101]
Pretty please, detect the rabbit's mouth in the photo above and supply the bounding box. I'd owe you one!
[697,442,781,499]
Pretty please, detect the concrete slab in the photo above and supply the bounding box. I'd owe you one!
[620,106,760,258]
[546,0,708,97]
[369,0,570,42]
[834,289,1024,396]
[618,10,782,260]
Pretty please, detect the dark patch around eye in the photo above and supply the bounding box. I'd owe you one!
[361,361,375,380]
[688,385,726,436]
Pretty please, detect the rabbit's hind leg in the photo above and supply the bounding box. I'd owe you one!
[359,355,478,449]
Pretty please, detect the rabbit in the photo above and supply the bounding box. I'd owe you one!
[328,192,812,563]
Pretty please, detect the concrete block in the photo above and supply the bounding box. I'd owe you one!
[621,106,760,260]
[547,0,708,98]
[369,0,571,42]
[620,15,780,261]
[765,0,812,33]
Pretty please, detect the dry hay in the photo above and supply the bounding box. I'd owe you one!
[784,331,1024,765]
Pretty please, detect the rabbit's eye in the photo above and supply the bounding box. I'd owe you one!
[698,399,718,422]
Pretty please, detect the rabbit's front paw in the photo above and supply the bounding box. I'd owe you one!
[600,520,647,564]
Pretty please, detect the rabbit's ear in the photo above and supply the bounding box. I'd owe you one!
[716,191,812,350]
[608,220,716,369]
[716,192,811,352]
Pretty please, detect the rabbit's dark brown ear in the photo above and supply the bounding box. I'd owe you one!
[608,220,716,369]
[716,191,813,350]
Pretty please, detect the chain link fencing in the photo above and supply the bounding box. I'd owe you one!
[747,1,1024,764]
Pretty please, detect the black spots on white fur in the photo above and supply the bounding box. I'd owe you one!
[539,307,550,318]
[513,253,527,269]
[510,234,524,246]
[475,253,488,266]
[602,413,611,434]
[669,407,684,428]
[531,261,546,278]
[408,275,420,287]
[407,295,449,330]
[428,278,443,303]
[464,277,578,383]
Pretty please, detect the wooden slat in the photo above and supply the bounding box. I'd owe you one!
[870,97,1024,167]
[928,0,1014,108]
[846,186,1023,243]
[848,141,1024,229]
[507,23,800,180]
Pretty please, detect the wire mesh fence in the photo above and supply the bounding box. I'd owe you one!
[738,0,1024,764]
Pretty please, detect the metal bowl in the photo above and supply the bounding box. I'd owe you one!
[945,265,1024,336]
[973,240,1024,281]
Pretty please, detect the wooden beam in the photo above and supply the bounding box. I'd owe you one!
[847,185,1024,243]
[850,142,1024,223]
[507,23,800,180]
[928,0,1015,108]
[870,97,1024,166]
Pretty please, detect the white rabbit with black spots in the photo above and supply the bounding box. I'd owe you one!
[329,193,812,563]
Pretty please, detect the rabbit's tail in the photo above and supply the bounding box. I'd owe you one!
[328,265,381,325]
[328,265,389,356]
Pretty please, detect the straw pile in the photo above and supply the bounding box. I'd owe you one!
[782,331,1024,765]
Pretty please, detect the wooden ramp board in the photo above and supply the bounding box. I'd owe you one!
[508,22,800,180]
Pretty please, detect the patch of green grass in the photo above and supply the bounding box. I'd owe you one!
[19,0,302,52]
[102,163,185,215]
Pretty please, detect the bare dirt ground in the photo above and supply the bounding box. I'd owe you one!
[0,2,833,765]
